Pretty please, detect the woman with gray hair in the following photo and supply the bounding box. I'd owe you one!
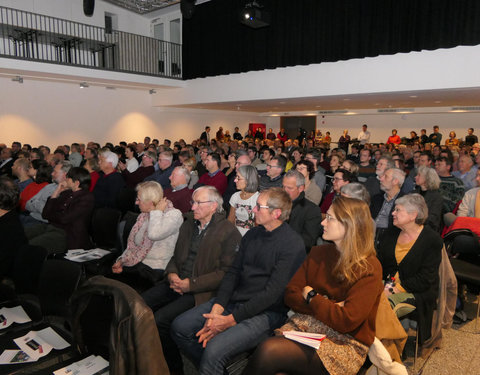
[228,165,259,236]
[340,182,370,205]
[414,165,444,232]
[376,193,442,345]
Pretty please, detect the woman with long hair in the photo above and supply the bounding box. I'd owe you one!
[245,197,382,375]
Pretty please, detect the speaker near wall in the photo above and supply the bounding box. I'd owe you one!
[181,0,196,20]
[84,0,95,17]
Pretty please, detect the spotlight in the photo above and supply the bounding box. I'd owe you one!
[79,82,89,88]
[239,1,270,29]
[149,89,157,94]
[11,76,23,83]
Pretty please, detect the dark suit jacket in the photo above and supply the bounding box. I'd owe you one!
[0,210,27,278]
[377,226,443,344]
[42,189,95,249]
[287,192,322,252]
[416,188,444,233]
[0,159,14,178]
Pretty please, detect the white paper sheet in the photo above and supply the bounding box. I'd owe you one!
[64,248,110,263]
[13,327,70,361]
[0,350,36,365]
[53,355,109,375]
[0,306,31,330]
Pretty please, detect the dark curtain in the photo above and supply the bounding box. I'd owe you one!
[182,0,480,80]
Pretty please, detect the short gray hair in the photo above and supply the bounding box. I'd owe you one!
[58,160,72,174]
[284,170,305,187]
[395,193,428,225]
[100,150,118,168]
[340,182,370,205]
[417,166,440,190]
[386,167,405,187]
[144,150,158,163]
[237,165,259,193]
[193,185,224,213]
[174,166,191,184]
[159,151,173,162]
[378,156,395,169]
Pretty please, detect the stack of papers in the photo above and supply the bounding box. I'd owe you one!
[54,355,109,375]
[0,306,31,330]
[64,249,111,263]
[0,327,70,364]
[283,330,326,349]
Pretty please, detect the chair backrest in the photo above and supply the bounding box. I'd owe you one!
[90,207,122,249]
[38,259,84,318]
[12,244,48,295]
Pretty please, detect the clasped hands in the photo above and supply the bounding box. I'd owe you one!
[196,303,236,348]
[168,273,190,295]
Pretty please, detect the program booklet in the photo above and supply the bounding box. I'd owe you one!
[282,330,326,349]
[53,355,109,375]
[0,306,31,330]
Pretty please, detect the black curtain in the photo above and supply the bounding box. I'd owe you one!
[182,0,480,80]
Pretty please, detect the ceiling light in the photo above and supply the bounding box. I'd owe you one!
[409,95,418,98]
[11,76,23,83]
[79,82,89,88]
[343,98,350,101]
[149,89,157,94]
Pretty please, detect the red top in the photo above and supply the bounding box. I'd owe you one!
[387,135,401,144]
[89,171,100,192]
[197,170,227,195]
[19,182,48,211]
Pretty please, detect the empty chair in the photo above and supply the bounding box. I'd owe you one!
[90,207,122,250]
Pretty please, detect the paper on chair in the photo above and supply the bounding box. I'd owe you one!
[0,306,31,329]
[64,248,110,262]
[0,350,36,365]
[13,327,70,361]
[53,355,109,375]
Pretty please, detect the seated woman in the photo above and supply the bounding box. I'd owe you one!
[415,166,443,232]
[296,159,322,205]
[19,160,52,211]
[42,167,95,250]
[112,181,183,290]
[227,165,259,236]
[377,194,442,345]
[245,197,383,375]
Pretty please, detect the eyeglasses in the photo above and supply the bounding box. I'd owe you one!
[234,176,245,181]
[190,200,212,206]
[266,164,281,169]
[255,203,270,210]
[325,213,336,221]
[333,177,344,182]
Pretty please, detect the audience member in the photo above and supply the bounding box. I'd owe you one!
[452,154,477,191]
[0,148,14,177]
[295,160,322,205]
[259,155,286,191]
[435,156,465,213]
[357,123,371,145]
[120,150,156,188]
[12,158,33,192]
[340,182,371,204]
[321,168,356,213]
[465,128,478,147]
[428,125,443,146]
[283,170,322,252]
[357,148,376,181]
[93,151,125,208]
[142,186,241,373]
[164,166,193,214]
[69,143,83,167]
[171,188,305,375]
[387,129,401,145]
[195,152,228,195]
[414,166,444,232]
[112,181,182,290]
[227,165,259,236]
[84,158,100,192]
[364,156,394,198]
[123,145,139,173]
[145,151,175,189]
[304,150,326,191]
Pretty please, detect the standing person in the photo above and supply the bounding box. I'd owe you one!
[244,197,382,375]
[445,131,459,147]
[428,125,443,146]
[357,124,371,145]
[465,128,478,147]
[200,126,211,144]
[233,127,243,141]
[216,127,224,141]
[228,165,259,236]
[277,128,288,143]
[254,127,264,140]
[338,130,351,153]
[387,129,401,145]
[266,128,276,141]
[141,186,241,374]
[171,188,305,375]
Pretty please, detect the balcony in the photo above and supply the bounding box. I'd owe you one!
[0,5,182,80]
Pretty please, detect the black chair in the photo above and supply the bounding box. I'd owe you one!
[12,244,49,296]
[90,207,122,250]
[449,258,480,331]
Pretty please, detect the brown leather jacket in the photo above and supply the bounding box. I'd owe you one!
[71,276,170,375]
[165,212,241,305]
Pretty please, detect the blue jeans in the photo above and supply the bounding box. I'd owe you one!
[171,299,286,375]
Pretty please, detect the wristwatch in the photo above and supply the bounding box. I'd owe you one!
[306,289,318,304]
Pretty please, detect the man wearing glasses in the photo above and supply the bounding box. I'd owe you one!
[142,186,241,374]
[172,187,305,375]
[259,155,287,191]
[144,151,175,189]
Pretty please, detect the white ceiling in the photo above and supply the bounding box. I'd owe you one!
[168,87,480,113]
[103,0,180,14]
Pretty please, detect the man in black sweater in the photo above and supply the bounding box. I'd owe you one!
[171,187,305,375]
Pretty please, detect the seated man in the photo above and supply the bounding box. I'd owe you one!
[144,150,175,189]
[120,150,156,188]
[435,156,465,213]
[163,166,193,213]
[453,154,477,191]
[195,152,227,195]
[93,150,125,208]
[171,187,305,375]
[282,170,322,252]
[258,155,286,191]
[12,158,33,192]
[141,186,241,374]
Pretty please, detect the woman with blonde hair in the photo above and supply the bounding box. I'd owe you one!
[112,181,183,290]
[182,157,199,189]
[245,197,383,375]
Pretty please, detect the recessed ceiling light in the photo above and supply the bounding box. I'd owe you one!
[79,82,89,88]
[343,98,351,101]
[409,95,418,98]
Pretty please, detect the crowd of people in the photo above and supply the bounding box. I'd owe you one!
[0,122,479,375]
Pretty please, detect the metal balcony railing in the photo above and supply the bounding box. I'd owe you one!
[0,6,182,79]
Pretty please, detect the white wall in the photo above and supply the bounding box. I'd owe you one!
[0,76,263,148]
[0,0,152,35]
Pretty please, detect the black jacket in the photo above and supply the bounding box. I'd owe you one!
[377,226,443,345]
[287,192,322,252]
[370,190,405,230]
[416,188,444,233]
